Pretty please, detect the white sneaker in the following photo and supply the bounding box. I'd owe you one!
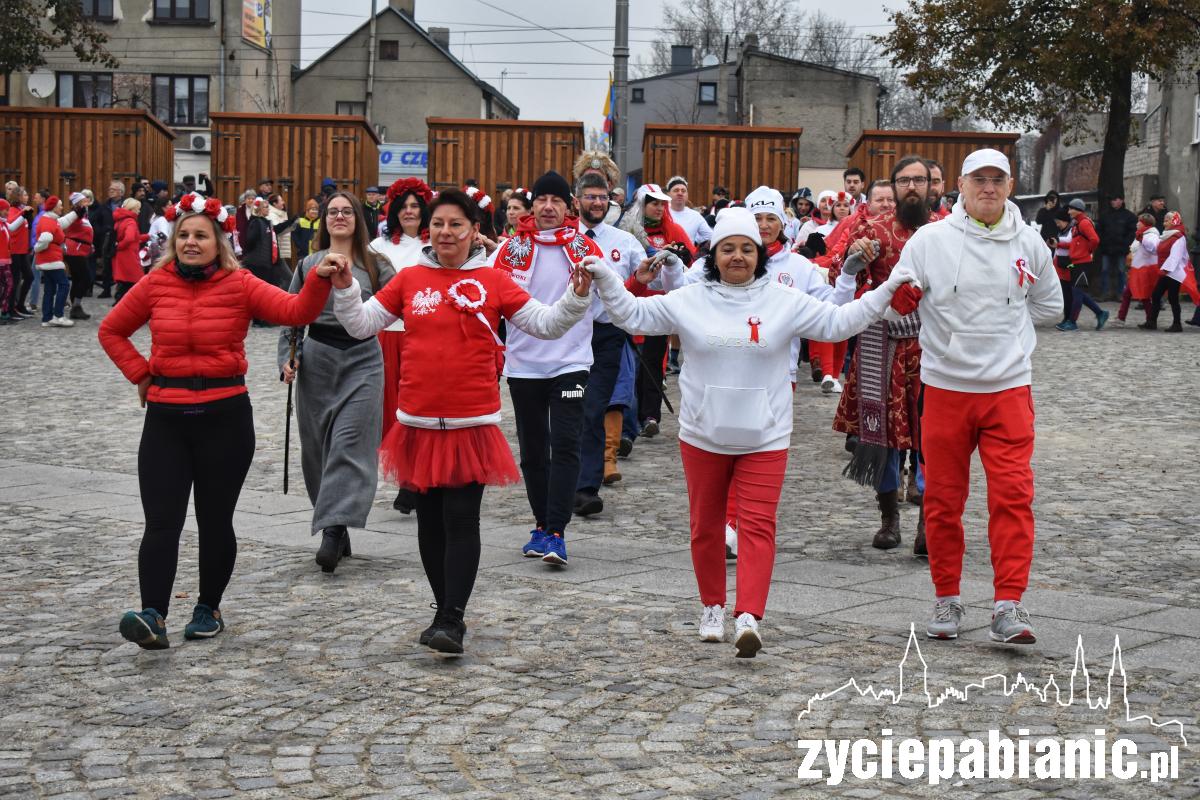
[50,316,74,327]
[820,374,834,394]
[1112,317,1126,327]
[829,378,843,394]
[725,523,738,560]
[40,320,52,327]
[699,604,726,642]
[734,612,761,658]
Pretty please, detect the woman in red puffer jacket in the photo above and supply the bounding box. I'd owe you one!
[99,196,339,650]
[111,198,147,303]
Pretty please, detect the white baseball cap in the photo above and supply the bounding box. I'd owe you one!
[637,183,671,204]
[744,186,785,223]
[711,206,763,248]
[961,148,1011,176]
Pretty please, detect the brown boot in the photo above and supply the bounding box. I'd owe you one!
[603,409,622,485]
[913,504,927,558]
[904,467,922,505]
[872,490,902,550]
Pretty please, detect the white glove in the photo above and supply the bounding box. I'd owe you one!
[579,254,618,286]
[883,265,917,291]
[841,249,869,276]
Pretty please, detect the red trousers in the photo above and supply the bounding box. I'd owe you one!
[921,385,1036,601]
[680,440,787,618]
[809,340,848,379]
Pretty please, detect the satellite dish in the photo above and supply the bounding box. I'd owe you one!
[27,70,55,99]
[700,53,719,67]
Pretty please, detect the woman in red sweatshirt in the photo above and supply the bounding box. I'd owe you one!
[99,197,334,650]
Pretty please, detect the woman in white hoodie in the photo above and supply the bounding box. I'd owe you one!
[584,207,913,658]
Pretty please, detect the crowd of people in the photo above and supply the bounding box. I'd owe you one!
[73,141,1185,662]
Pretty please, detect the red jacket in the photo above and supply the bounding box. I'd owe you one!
[1068,214,1099,265]
[33,212,66,269]
[99,263,332,405]
[111,208,146,283]
[6,206,30,255]
[62,210,94,257]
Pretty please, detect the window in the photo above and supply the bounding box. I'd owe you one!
[698,82,717,105]
[153,0,210,21]
[82,0,114,19]
[631,87,644,103]
[152,75,209,126]
[1193,94,1200,144]
[379,40,399,61]
[336,101,366,116]
[57,72,113,108]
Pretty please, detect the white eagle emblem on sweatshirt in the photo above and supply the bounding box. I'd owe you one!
[411,287,443,316]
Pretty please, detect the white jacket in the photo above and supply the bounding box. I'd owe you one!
[588,261,902,454]
[902,200,1063,394]
[1159,234,1189,283]
[1130,229,1160,269]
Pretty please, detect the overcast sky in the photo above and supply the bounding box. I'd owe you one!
[300,0,895,131]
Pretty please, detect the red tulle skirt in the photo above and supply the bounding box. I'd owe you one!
[379,330,404,439]
[379,423,520,492]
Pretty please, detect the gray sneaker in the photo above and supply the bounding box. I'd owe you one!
[926,598,965,639]
[990,602,1036,644]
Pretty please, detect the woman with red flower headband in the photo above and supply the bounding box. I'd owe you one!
[98,196,336,650]
[370,179,433,514]
[328,188,594,656]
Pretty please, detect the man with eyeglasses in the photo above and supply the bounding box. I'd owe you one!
[573,172,648,509]
[829,155,933,555]
[883,148,1061,645]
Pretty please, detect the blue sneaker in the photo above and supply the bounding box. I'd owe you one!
[542,533,567,566]
[522,528,549,558]
[1096,310,1110,330]
[1054,320,1078,331]
[119,608,169,650]
[183,603,224,640]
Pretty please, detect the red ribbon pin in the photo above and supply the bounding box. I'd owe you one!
[748,316,762,343]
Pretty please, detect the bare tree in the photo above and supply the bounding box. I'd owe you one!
[640,0,803,75]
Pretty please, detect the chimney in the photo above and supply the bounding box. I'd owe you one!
[428,26,450,49]
[742,33,759,53]
[670,45,694,73]
[389,0,414,15]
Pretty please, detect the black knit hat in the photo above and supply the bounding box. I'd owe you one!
[531,170,571,204]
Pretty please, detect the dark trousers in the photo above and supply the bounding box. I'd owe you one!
[114,281,135,303]
[137,394,255,617]
[10,254,32,310]
[1099,252,1126,298]
[1069,263,1102,321]
[1150,275,1182,326]
[66,255,90,301]
[508,370,589,535]
[415,483,485,613]
[636,335,669,424]
[578,322,626,495]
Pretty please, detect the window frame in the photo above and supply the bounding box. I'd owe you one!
[335,100,367,117]
[697,81,717,106]
[82,0,115,20]
[56,71,114,109]
[631,87,645,104]
[151,73,210,127]
[379,40,400,61]
[1192,93,1200,145]
[152,0,210,22]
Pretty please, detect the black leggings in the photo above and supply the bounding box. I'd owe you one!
[1150,275,1181,325]
[10,253,32,310]
[636,335,669,423]
[66,255,90,301]
[415,484,485,613]
[137,394,255,617]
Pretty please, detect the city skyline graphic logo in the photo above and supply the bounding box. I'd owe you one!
[798,624,1189,747]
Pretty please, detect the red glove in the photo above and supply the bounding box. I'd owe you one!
[890,284,923,315]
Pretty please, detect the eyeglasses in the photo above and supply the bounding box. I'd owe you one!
[326,207,355,218]
[894,176,929,188]
[580,194,609,203]
[968,176,1008,188]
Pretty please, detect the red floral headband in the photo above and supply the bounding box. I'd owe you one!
[385,178,433,207]
[164,193,237,233]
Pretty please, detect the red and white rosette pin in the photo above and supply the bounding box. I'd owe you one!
[747,315,762,343]
[448,278,504,346]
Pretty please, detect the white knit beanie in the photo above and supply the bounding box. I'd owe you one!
[744,186,785,223]
[710,207,762,248]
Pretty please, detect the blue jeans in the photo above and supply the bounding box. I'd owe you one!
[878,449,923,493]
[29,267,41,306]
[1099,252,1126,298]
[577,322,626,494]
[39,269,69,322]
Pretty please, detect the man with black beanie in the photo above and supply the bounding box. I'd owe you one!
[490,170,604,567]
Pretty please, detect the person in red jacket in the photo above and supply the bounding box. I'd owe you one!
[33,196,74,327]
[0,199,12,324]
[1057,198,1108,331]
[6,186,34,317]
[99,196,335,650]
[62,192,94,320]
[111,198,147,303]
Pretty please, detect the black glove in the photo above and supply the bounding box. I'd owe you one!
[805,232,826,256]
[664,241,693,267]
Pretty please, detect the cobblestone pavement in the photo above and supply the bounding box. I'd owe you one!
[0,300,1198,799]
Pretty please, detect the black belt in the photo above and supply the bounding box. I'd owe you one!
[151,375,246,391]
[307,322,372,350]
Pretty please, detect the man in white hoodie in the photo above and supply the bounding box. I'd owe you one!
[896,149,1063,644]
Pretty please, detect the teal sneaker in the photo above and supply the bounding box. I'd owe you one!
[119,608,169,650]
[1096,310,1110,330]
[183,604,224,640]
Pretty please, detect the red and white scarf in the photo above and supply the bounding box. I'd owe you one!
[497,214,603,272]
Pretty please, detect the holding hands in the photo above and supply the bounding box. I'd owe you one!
[314,252,353,289]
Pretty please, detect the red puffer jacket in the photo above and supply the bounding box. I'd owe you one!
[111,208,145,284]
[62,210,94,257]
[99,262,332,405]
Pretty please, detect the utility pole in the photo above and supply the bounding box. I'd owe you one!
[613,0,630,180]
[365,0,378,122]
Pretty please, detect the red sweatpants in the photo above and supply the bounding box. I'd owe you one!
[809,340,848,379]
[680,440,787,619]
[921,385,1036,601]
